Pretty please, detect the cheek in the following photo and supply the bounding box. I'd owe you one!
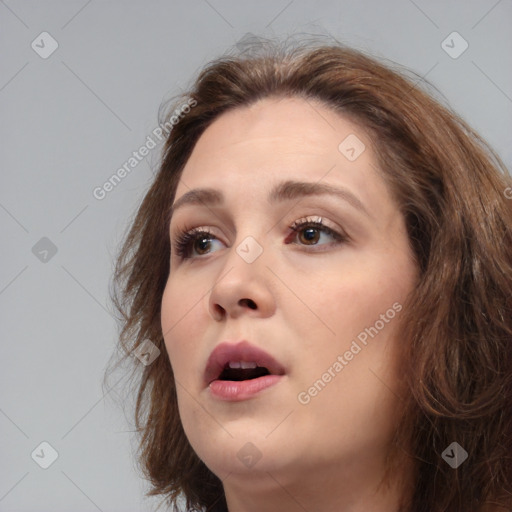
[292,281,407,453]
[314,267,404,339]
[295,258,412,390]
[161,278,206,380]
[339,245,415,317]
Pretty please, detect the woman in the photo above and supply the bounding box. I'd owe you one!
[105,38,512,512]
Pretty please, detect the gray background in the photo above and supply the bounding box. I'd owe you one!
[1,1,511,511]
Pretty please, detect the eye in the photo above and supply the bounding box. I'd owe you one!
[172,216,348,261]
[172,227,223,259]
[287,216,348,248]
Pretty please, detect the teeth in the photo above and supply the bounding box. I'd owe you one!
[228,361,257,369]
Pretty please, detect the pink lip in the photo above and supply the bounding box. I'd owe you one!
[204,340,286,401]
[209,375,283,401]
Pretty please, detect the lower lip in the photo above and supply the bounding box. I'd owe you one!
[208,375,283,401]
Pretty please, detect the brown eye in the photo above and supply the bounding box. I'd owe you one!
[289,218,347,248]
[298,227,321,245]
[174,228,221,259]
[194,237,213,255]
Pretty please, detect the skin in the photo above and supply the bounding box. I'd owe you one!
[161,96,419,512]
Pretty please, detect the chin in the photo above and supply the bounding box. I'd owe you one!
[188,428,296,477]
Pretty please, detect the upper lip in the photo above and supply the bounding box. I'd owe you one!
[204,340,286,386]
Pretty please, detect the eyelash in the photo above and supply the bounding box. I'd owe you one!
[172,216,348,260]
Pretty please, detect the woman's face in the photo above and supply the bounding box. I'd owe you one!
[161,97,418,497]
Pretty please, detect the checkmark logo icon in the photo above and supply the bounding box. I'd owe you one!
[31,441,59,469]
[441,442,468,468]
[441,32,468,59]
[31,31,58,59]
[236,236,263,263]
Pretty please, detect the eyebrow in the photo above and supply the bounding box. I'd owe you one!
[170,180,371,219]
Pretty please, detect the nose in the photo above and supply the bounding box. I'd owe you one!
[208,244,276,321]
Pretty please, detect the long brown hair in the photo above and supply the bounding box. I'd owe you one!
[104,36,512,512]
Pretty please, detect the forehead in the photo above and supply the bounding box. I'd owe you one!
[187,96,367,160]
[175,97,387,212]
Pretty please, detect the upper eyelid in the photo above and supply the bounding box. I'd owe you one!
[290,216,340,231]
[172,216,340,239]
[169,194,365,233]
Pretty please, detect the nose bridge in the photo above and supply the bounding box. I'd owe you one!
[217,230,267,289]
[208,224,274,319]
[224,206,268,265]
[234,232,266,265]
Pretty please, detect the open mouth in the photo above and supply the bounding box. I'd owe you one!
[217,362,271,381]
[207,353,284,401]
[204,341,286,392]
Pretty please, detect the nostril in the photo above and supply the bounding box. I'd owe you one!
[212,304,226,319]
[239,298,257,309]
